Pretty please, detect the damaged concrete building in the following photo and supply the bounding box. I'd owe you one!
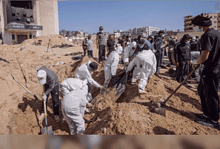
[0,0,59,44]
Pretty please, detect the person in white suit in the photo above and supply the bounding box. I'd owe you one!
[60,78,89,135]
[127,39,157,93]
[103,44,122,85]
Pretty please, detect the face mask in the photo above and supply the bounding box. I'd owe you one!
[140,45,143,48]
[169,38,172,41]
[193,26,203,32]
[185,41,190,44]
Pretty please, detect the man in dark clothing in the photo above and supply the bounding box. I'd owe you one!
[107,35,115,56]
[82,38,88,56]
[154,30,165,75]
[175,34,192,84]
[37,66,60,122]
[196,36,201,51]
[192,14,220,130]
[168,36,176,66]
[190,36,198,51]
[96,26,106,63]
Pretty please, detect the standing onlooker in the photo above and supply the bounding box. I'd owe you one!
[154,31,165,75]
[96,26,106,63]
[174,34,192,84]
[146,36,154,51]
[82,38,88,57]
[87,35,93,58]
[192,14,220,129]
[168,36,176,66]
[107,35,115,56]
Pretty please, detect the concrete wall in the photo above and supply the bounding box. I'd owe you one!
[39,0,59,36]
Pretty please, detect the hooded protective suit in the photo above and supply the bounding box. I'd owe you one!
[104,47,122,83]
[123,41,137,63]
[60,78,88,98]
[75,60,101,102]
[75,60,101,88]
[61,89,87,135]
[127,49,157,91]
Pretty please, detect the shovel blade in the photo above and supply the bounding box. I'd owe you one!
[40,126,53,135]
[153,108,166,117]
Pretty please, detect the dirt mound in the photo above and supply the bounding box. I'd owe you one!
[1,42,220,135]
[84,75,220,135]
[21,34,74,47]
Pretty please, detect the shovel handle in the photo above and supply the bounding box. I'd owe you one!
[44,100,47,119]
[163,65,200,105]
[12,75,39,100]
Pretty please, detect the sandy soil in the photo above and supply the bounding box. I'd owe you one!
[0,35,220,135]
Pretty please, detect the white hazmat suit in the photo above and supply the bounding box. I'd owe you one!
[104,47,122,84]
[123,41,137,63]
[75,60,101,102]
[61,90,87,135]
[127,50,157,92]
[60,78,88,135]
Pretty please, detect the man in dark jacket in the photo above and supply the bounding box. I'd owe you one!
[192,14,220,130]
[168,36,176,66]
[154,30,165,75]
[96,26,106,63]
[37,66,60,122]
[174,34,192,84]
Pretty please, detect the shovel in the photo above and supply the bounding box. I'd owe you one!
[11,74,40,100]
[151,64,200,116]
[40,100,53,135]
[16,57,29,88]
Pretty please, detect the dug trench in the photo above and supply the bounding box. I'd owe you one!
[1,41,220,135]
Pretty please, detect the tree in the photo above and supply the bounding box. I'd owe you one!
[60,29,67,37]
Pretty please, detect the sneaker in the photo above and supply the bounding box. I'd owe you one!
[195,113,209,120]
[195,117,220,130]
[39,113,45,121]
[54,115,60,123]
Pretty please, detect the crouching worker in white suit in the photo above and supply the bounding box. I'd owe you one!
[75,60,103,103]
[127,39,157,93]
[60,78,88,135]
[104,45,122,85]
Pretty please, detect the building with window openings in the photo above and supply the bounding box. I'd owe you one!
[0,0,59,44]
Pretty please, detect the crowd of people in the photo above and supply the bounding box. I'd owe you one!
[35,13,220,136]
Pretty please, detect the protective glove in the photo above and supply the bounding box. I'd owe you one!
[99,86,104,90]
[42,94,47,101]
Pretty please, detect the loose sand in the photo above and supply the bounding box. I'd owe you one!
[0,35,219,135]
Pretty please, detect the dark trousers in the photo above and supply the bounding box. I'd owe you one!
[83,48,87,56]
[88,50,93,57]
[176,61,190,83]
[99,45,106,63]
[168,52,173,65]
[198,71,220,122]
[41,84,59,116]
[155,51,161,73]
